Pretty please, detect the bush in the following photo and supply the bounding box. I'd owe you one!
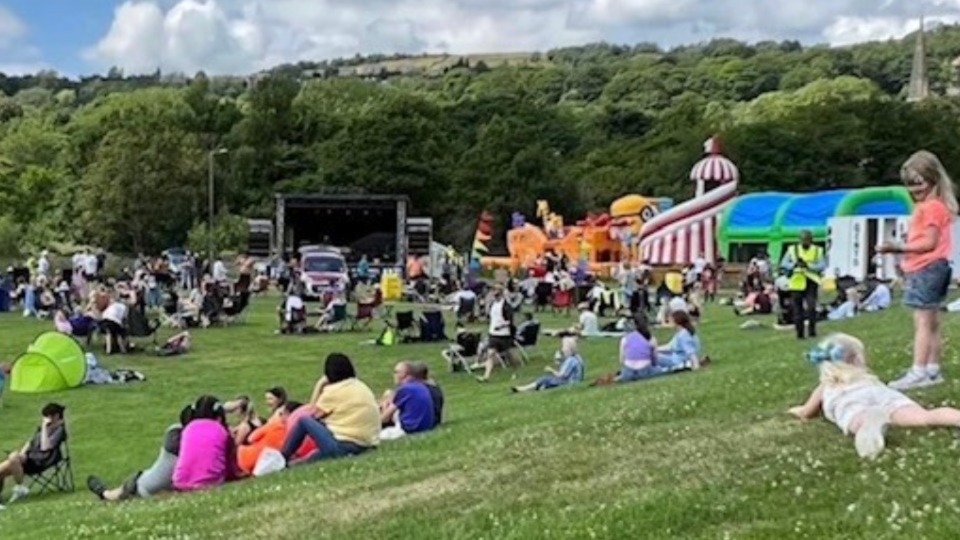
[186,214,247,256]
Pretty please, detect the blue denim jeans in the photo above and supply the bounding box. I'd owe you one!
[281,416,371,463]
[656,352,688,371]
[616,365,664,382]
[534,375,566,390]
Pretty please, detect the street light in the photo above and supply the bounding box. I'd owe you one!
[207,148,229,262]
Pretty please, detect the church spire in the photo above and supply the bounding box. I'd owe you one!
[908,16,930,102]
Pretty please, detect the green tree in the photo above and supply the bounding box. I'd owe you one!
[76,89,204,252]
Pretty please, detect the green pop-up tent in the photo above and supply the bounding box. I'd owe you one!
[10,332,87,393]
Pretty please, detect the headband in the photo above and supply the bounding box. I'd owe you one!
[805,342,845,365]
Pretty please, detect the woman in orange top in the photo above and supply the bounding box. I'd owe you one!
[879,150,958,391]
[237,401,301,474]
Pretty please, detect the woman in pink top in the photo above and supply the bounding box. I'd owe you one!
[879,150,959,391]
[173,395,243,492]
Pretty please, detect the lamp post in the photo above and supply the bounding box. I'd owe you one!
[207,148,228,263]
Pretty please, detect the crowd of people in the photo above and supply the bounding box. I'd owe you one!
[731,238,894,336]
[1,353,444,509]
[0,249,272,357]
[1,148,957,514]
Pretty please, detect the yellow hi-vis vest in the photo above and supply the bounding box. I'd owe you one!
[788,245,824,291]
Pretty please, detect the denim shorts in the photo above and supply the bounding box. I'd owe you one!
[903,259,952,310]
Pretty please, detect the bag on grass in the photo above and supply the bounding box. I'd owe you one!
[254,448,286,477]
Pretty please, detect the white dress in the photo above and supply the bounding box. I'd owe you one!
[822,381,916,434]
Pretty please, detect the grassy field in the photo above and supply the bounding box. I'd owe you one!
[1,297,959,539]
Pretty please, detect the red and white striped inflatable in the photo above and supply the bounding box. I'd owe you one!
[639,137,740,265]
[689,154,739,184]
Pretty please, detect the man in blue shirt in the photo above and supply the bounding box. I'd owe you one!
[379,362,437,441]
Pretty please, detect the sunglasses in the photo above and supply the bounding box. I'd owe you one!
[903,177,926,187]
[902,169,928,187]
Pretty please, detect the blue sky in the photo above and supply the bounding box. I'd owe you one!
[0,0,948,78]
[0,0,119,75]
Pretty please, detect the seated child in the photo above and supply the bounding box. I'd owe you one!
[511,336,584,393]
[825,288,859,321]
[315,294,348,331]
[172,395,244,491]
[656,311,706,371]
[789,333,960,459]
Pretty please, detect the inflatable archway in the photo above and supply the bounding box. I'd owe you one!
[11,332,87,393]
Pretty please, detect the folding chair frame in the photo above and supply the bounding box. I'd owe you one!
[442,347,474,373]
[29,440,74,495]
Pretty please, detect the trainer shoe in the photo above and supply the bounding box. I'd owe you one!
[855,408,889,460]
[922,373,945,388]
[86,475,107,500]
[888,370,929,391]
[8,484,28,504]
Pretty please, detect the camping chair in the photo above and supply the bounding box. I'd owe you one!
[28,432,74,495]
[514,322,541,365]
[419,311,447,343]
[353,301,377,329]
[284,306,308,334]
[201,292,224,327]
[534,282,553,312]
[320,303,350,332]
[391,311,419,342]
[160,291,184,329]
[403,281,427,304]
[442,331,480,372]
[552,289,573,314]
[127,308,161,346]
[456,297,476,324]
[222,292,251,325]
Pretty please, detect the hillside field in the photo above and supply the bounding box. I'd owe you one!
[1,297,959,539]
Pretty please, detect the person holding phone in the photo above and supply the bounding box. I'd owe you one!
[0,403,66,509]
[880,150,957,390]
[476,284,515,382]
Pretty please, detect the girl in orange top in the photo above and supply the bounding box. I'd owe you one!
[879,150,958,391]
[237,401,301,474]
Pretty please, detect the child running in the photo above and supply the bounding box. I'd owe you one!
[788,333,960,459]
[879,150,957,390]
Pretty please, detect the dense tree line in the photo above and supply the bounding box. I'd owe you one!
[4,27,960,255]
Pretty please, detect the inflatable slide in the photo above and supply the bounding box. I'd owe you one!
[639,181,738,265]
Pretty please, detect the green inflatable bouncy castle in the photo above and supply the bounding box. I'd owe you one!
[717,186,914,263]
[11,332,87,393]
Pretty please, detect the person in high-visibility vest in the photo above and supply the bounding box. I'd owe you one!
[780,230,826,340]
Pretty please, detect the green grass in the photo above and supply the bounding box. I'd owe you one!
[1,298,960,539]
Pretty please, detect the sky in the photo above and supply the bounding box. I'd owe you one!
[0,0,957,77]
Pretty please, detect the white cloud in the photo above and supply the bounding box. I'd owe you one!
[825,15,960,46]
[83,0,960,75]
[0,5,50,76]
[0,5,26,48]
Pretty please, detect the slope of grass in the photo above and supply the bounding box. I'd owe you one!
[0,299,959,539]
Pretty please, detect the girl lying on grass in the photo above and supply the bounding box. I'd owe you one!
[788,333,960,459]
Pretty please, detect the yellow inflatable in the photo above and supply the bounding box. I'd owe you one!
[610,195,659,262]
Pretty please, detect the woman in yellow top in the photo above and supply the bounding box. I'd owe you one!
[280,353,380,465]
